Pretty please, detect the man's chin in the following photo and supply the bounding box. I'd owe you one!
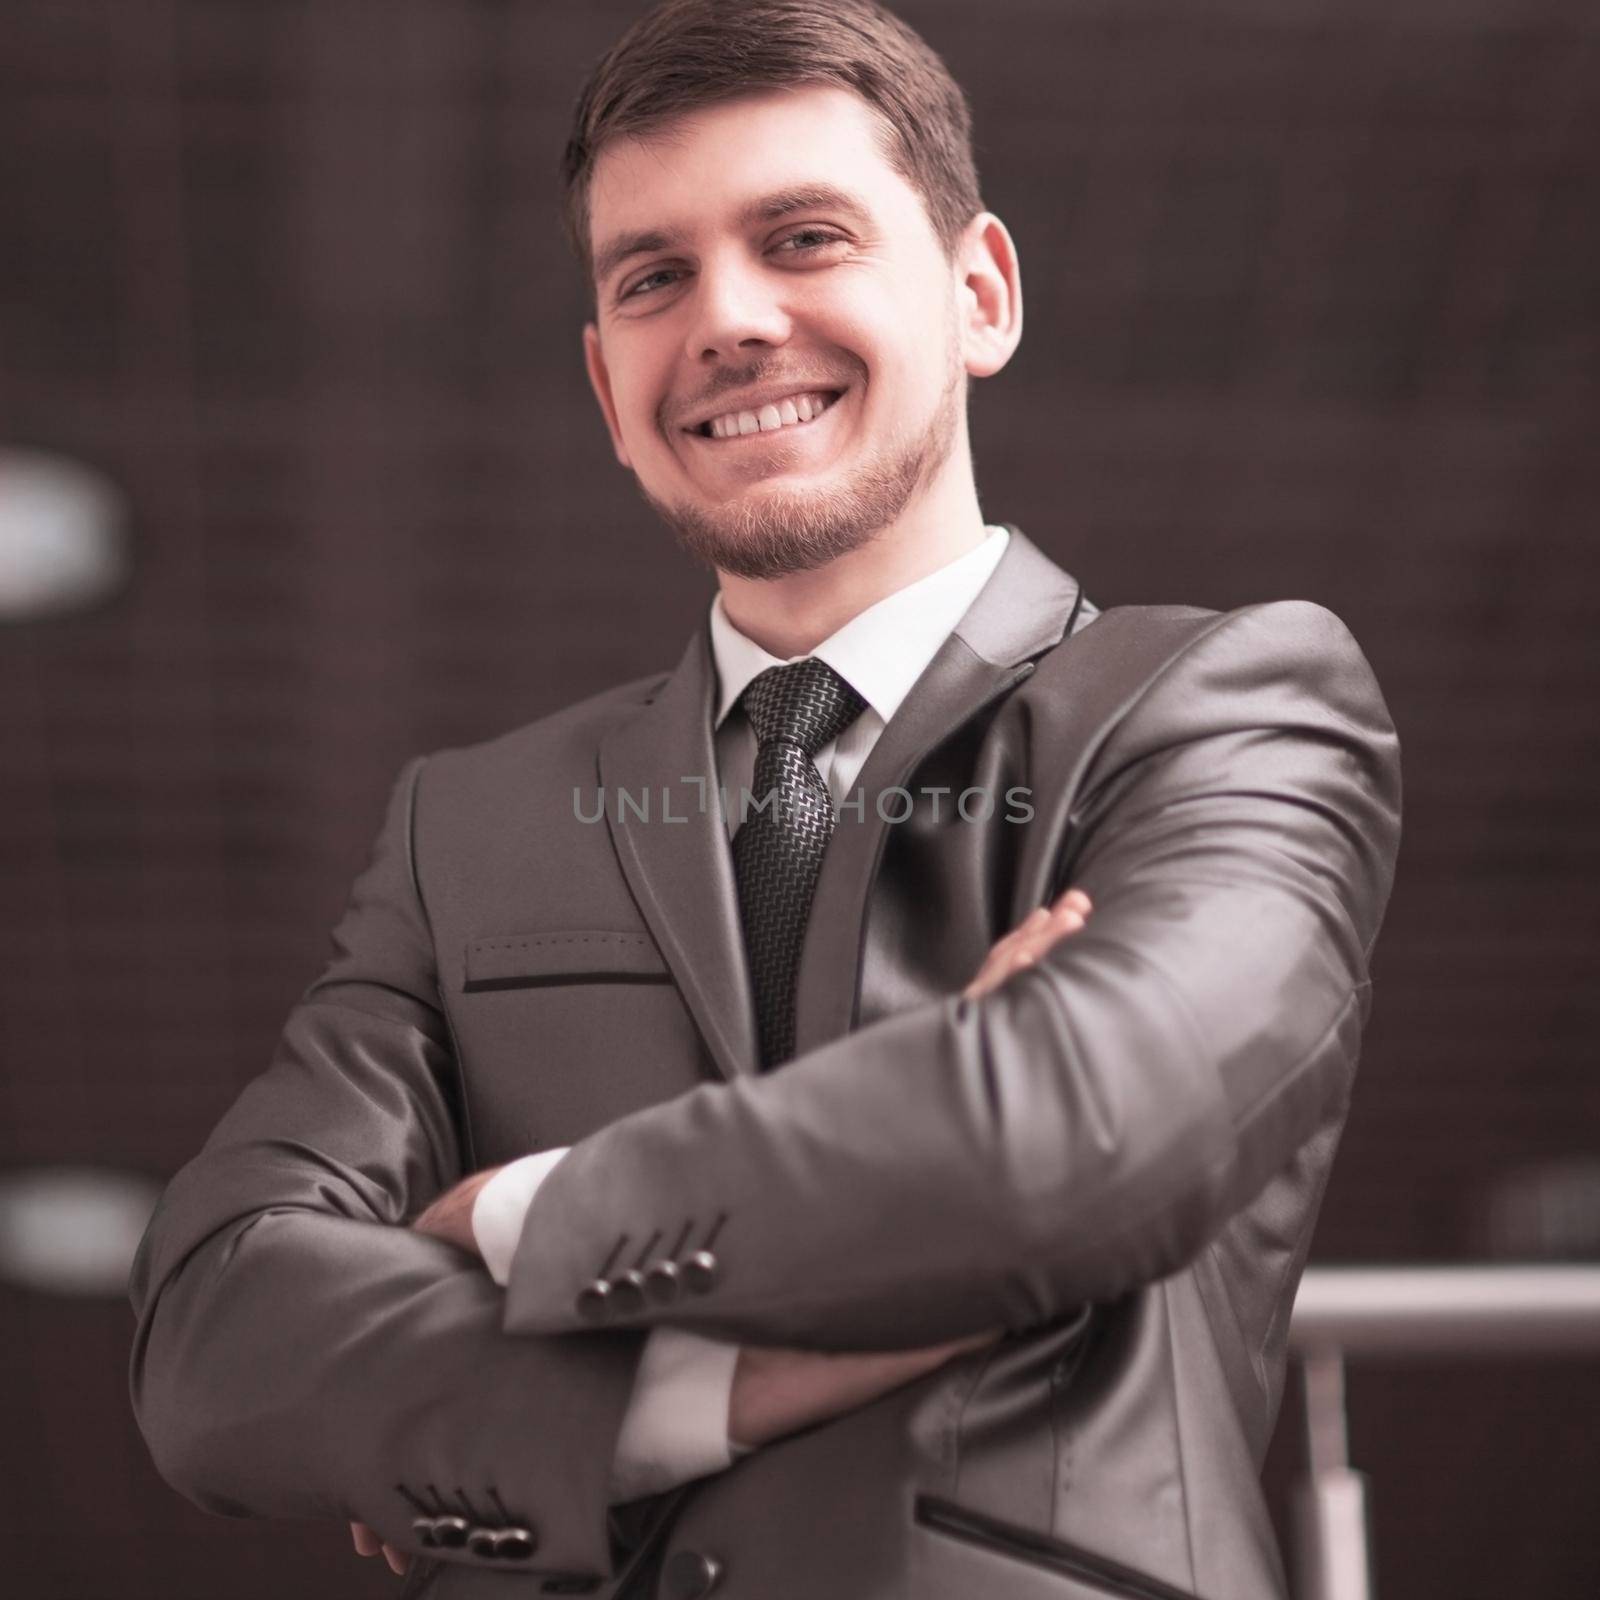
[647,484,885,582]
[639,451,935,581]
[635,367,961,582]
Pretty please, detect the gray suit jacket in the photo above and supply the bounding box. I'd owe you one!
[127,526,1402,1600]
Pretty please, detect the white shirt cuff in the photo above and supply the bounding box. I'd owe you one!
[607,1327,743,1503]
[472,1150,749,1500]
[471,1148,570,1288]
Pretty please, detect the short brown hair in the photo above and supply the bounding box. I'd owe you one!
[560,0,983,290]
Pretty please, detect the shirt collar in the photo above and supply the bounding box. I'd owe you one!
[708,525,1011,730]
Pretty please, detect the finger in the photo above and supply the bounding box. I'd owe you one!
[965,940,1040,996]
[1003,907,1088,976]
[962,932,1028,997]
[997,906,1052,949]
[383,1545,412,1576]
[965,899,1091,999]
[969,916,1072,993]
[962,964,1006,999]
[1018,907,1084,955]
[1009,896,1087,945]
[965,937,1026,996]
[351,1522,382,1557]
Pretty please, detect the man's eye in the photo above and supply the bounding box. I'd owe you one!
[776,228,843,254]
[617,231,841,303]
[621,268,680,301]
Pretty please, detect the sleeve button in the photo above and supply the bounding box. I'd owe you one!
[644,1258,680,1303]
[494,1526,538,1561]
[431,1514,470,1548]
[681,1250,719,1295]
[664,1549,722,1598]
[575,1279,613,1322]
[609,1269,646,1317]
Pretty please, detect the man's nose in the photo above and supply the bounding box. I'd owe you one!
[683,260,792,363]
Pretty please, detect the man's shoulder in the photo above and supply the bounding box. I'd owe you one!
[1059,594,1368,676]
[1043,596,1393,773]
[1032,594,1385,736]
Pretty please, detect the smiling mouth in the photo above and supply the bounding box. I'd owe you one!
[689,388,845,441]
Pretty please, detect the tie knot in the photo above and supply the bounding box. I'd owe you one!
[739,657,866,758]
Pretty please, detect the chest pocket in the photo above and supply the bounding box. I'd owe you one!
[462,929,672,991]
[453,928,704,1161]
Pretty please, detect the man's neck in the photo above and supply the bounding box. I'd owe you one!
[714,478,990,660]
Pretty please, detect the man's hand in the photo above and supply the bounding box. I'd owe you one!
[351,1518,411,1576]
[730,1328,1003,1449]
[408,1165,505,1256]
[727,889,1093,1451]
[962,885,1091,1000]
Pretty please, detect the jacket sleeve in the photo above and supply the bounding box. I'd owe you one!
[474,1155,743,1501]
[500,600,1403,1349]
[126,755,646,1580]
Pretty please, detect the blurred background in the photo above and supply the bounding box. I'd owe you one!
[2,0,1597,1595]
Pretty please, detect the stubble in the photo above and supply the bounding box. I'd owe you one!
[639,348,965,582]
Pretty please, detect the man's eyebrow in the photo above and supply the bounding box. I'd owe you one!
[593,184,873,291]
[737,183,873,229]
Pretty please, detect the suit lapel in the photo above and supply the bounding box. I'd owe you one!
[599,526,1084,1084]
[599,623,760,1083]
[792,526,1083,1056]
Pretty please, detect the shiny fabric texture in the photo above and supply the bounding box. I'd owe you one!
[126,526,1402,1600]
[732,657,868,1070]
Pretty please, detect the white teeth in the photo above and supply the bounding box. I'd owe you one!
[703,390,836,439]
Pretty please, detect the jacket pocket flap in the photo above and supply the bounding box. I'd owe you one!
[463,930,671,991]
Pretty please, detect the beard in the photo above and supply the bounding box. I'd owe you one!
[636,352,964,582]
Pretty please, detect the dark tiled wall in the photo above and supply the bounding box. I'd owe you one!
[2,3,1596,1596]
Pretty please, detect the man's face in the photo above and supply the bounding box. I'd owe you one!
[582,85,971,580]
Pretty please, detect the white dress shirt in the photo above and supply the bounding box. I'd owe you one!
[472,524,1011,1502]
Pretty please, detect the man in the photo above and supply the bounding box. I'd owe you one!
[127,2,1402,1597]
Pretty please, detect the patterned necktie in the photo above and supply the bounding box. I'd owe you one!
[732,657,867,1071]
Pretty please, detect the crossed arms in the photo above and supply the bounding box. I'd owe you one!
[126,599,1401,1582]
[347,892,1088,1576]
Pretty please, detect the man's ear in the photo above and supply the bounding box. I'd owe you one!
[583,322,633,470]
[956,212,1023,380]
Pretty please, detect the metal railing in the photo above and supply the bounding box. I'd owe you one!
[1285,1265,1600,1600]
